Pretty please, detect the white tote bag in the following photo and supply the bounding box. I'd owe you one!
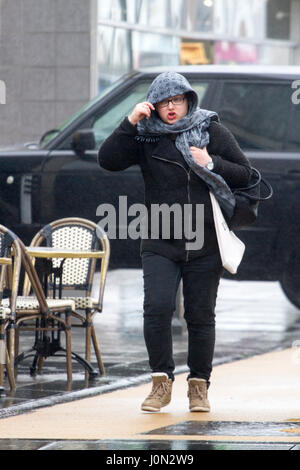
[209,192,245,274]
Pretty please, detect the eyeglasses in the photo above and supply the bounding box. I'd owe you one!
[156,96,185,109]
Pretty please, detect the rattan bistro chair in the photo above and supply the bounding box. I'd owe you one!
[24,217,110,378]
[0,224,75,387]
[0,226,21,394]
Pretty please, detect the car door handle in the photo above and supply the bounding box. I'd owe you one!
[288,169,300,176]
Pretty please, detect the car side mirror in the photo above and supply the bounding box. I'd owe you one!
[72,129,96,156]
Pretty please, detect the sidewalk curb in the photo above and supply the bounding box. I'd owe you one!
[0,366,190,420]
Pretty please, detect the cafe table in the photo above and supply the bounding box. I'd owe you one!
[26,246,105,296]
[27,246,106,258]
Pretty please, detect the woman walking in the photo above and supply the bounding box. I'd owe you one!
[98,72,251,412]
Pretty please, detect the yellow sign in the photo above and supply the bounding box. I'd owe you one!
[180,42,210,65]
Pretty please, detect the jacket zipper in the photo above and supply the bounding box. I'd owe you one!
[152,155,192,261]
[186,169,191,262]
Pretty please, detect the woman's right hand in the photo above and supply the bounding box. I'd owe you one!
[128,102,155,126]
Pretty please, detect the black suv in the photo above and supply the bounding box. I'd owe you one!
[1,65,299,307]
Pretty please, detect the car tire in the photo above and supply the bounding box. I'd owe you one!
[280,249,300,309]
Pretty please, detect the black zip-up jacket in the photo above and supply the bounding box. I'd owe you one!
[98,117,251,262]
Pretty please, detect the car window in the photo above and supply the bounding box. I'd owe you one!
[286,98,300,151]
[189,81,210,104]
[92,82,151,147]
[40,76,127,148]
[92,80,210,148]
[214,81,292,151]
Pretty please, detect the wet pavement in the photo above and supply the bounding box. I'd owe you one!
[0,269,300,450]
[0,438,299,451]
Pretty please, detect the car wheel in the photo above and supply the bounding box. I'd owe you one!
[280,250,300,309]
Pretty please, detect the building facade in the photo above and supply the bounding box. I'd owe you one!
[97,0,300,89]
[0,0,299,145]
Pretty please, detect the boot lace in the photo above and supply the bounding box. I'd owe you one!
[149,381,170,399]
[188,384,205,400]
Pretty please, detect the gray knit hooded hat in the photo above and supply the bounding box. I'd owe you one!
[146,71,199,113]
[137,71,218,137]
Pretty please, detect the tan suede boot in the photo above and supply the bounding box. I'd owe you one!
[141,373,173,412]
[187,378,210,412]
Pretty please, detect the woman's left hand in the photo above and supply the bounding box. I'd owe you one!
[189,146,211,167]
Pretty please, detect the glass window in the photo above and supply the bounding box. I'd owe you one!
[266,0,291,40]
[97,0,185,29]
[132,31,180,68]
[133,0,184,29]
[214,81,292,151]
[92,82,151,147]
[259,44,291,65]
[138,0,169,28]
[98,25,133,91]
[97,0,125,21]
[213,0,264,40]
[189,81,210,103]
[182,0,213,32]
[287,100,300,151]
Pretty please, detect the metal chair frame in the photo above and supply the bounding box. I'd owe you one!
[23,217,110,379]
[0,228,21,394]
[0,224,75,390]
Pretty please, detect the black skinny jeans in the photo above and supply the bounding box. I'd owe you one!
[142,251,223,384]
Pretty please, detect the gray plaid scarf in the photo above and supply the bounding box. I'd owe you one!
[137,71,236,218]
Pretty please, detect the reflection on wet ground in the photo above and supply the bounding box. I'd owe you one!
[0,269,299,450]
[144,420,300,437]
[0,438,299,451]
